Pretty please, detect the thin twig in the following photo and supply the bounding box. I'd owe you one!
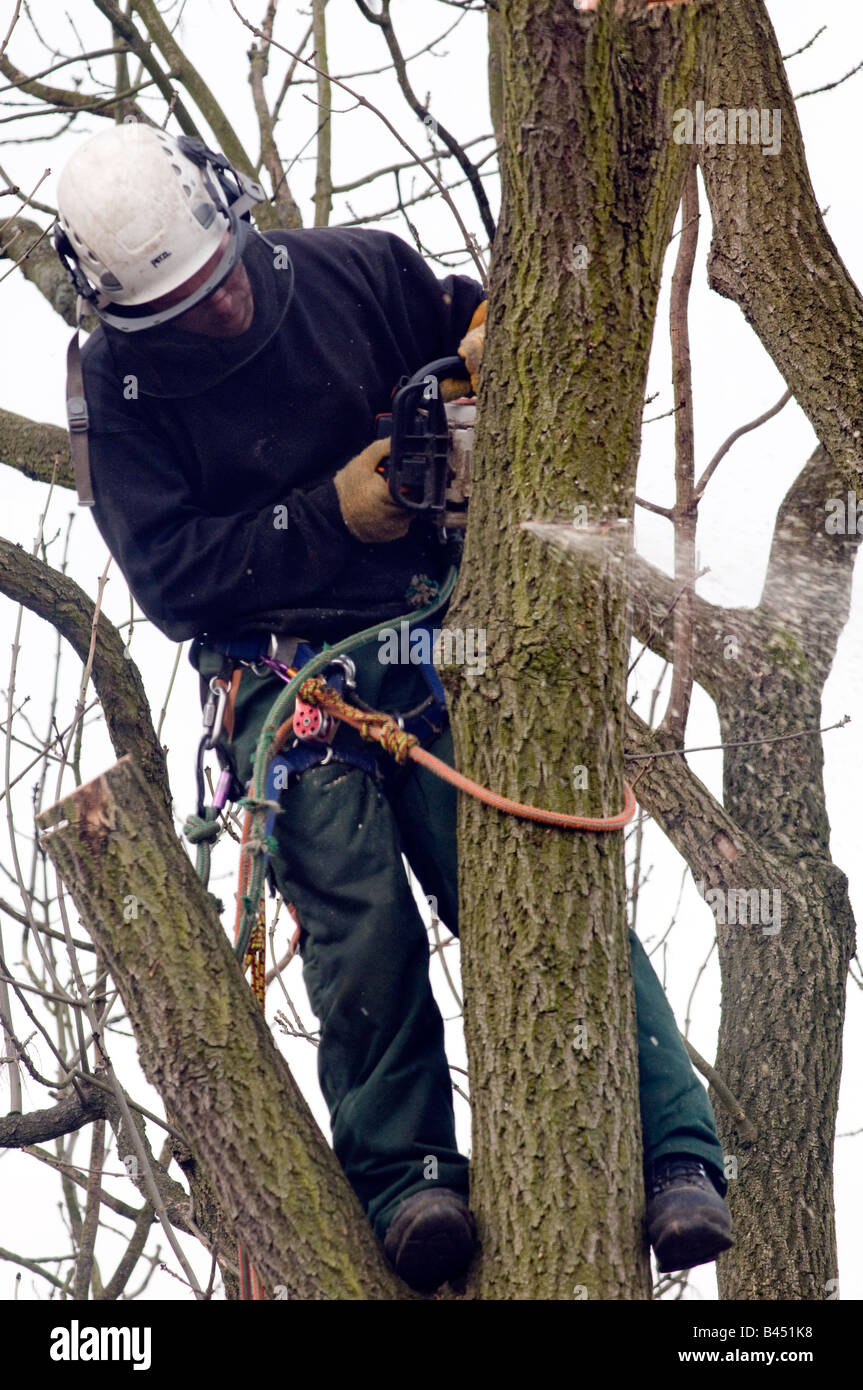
[0,0,22,64]
[796,59,863,101]
[228,0,487,284]
[625,715,850,761]
[693,388,792,502]
[782,26,826,62]
[155,642,184,743]
[682,1036,757,1142]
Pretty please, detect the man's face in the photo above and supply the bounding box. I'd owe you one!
[144,231,254,337]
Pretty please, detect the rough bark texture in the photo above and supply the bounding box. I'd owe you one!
[0,408,73,490]
[0,217,80,327]
[36,758,406,1300]
[626,446,857,1298]
[449,0,715,1300]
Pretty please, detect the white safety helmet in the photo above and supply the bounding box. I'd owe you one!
[55,122,265,332]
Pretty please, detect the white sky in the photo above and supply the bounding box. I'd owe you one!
[0,0,860,1301]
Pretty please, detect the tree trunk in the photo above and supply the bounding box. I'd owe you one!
[449,0,714,1299]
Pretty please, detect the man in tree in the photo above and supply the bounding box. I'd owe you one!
[54,122,733,1292]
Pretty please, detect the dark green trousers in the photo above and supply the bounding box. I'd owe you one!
[213,645,726,1240]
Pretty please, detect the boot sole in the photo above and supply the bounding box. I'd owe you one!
[651,1210,734,1273]
[385,1199,477,1292]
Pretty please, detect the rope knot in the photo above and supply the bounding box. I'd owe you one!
[183,813,222,845]
[378,723,419,763]
[298,677,327,704]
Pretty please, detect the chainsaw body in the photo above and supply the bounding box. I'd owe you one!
[375,356,475,531]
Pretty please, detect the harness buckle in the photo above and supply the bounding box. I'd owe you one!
[67,395,89,431]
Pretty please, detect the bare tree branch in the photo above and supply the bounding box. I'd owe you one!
[693,387,792,502]
[661,165,699,743]
[0,1081,107,1147]
[311,0,332,227]
[352,0,495,243]
[247,2,302,229]
[229,0,487,283]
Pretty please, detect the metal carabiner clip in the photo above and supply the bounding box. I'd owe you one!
[202,676,228,750]
[324,653,357,691]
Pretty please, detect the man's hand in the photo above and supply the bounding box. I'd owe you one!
[441,299,486,401]
[458,300,486,394]
[333,437,412,544]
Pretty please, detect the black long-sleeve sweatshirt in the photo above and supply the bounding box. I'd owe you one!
[82,225,485,644]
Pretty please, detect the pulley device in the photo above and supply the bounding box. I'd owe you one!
[375,356,475,532]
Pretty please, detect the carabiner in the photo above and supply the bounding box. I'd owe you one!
[324,653,357,691]
[202,676,228,749]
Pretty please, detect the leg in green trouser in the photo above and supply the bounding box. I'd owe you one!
[267,759,469,1241]
[217,651,726,1246]
[211,655,470,1241]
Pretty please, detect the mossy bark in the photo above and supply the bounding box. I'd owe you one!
[449,0,715,1299]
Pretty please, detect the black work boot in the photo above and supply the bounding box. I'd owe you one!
[646,1157,734,1273]
[383,1188,477,1292]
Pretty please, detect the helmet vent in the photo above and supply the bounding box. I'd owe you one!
[193,202,216,227]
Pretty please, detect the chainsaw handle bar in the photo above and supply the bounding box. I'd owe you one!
[376,356,473,516]
[404,355,467,389]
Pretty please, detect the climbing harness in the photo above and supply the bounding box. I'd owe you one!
[187,563,636,957]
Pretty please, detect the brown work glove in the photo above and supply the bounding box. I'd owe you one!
[441,299,486,401]
[333,436,411,544]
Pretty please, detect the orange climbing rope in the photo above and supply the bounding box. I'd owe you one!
[295,676,637,831]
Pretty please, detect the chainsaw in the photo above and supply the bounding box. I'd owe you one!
[375,356,475,531]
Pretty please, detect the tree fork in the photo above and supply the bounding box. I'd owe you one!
[36,757,405,1300]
